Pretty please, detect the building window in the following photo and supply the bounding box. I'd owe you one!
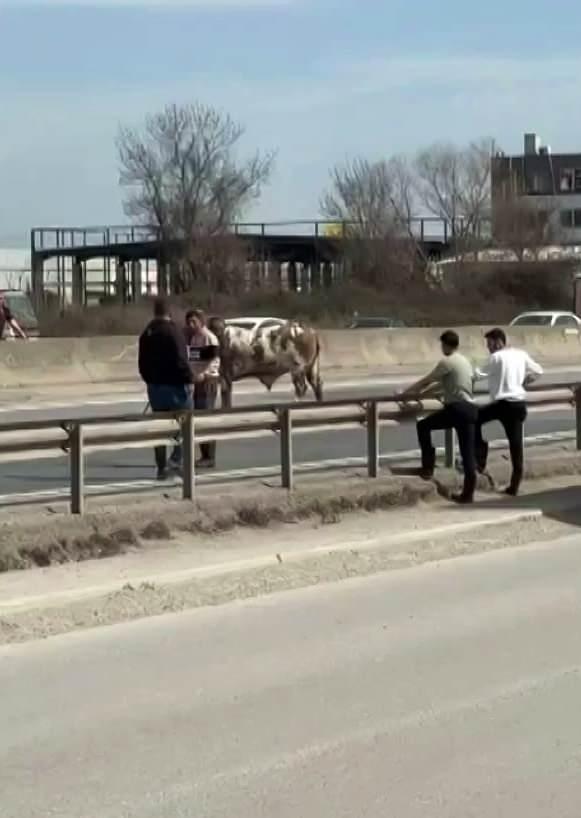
[561,169,575,191]
[576,171,581,192]
[575,209,581,228]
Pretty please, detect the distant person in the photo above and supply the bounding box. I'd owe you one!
[185,309,220,468]
[138,298,193,480]
[0,295,27,339]
[397,330,477,504]
[474,328,543,496]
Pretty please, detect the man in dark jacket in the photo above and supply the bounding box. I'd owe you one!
[139,298,193,480]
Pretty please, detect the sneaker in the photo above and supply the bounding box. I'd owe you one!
[156,468,168,482]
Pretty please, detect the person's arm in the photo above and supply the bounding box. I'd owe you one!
[171,326,194,384]
[137,333,149,383]
[523,353,543,387]
[397,362,444,400]
[473,359,491,381]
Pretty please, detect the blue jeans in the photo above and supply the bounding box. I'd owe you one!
[147,384,193,473]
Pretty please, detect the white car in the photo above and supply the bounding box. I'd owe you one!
[509,311,581,331]
[225,316,286,337]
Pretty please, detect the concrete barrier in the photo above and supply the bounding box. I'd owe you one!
[0,337,138,388]
[0,327,578,389]
[320,327,581,372]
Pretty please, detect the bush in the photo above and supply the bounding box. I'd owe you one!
[37,260,576,336]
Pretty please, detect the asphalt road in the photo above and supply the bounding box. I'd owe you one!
[2,533,581,817]
[0,370,577,500]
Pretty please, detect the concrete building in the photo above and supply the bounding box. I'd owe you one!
[491,133,581,244]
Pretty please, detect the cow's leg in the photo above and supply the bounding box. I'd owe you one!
[306,357,324,402]
[291,369,308,400]
[221,378,233,409]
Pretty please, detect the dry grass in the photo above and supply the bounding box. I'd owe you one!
[0,474,437,573]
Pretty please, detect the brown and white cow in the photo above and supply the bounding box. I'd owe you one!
[208,317,323,409]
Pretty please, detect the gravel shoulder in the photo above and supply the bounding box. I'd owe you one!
[1,473,581,644]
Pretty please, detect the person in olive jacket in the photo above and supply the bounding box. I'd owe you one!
[138,297,193,480]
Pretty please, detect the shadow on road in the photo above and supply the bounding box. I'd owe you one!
[389,464,581,529]
[472,485,581,529]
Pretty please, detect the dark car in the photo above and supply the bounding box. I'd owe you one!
[348,316,406,329]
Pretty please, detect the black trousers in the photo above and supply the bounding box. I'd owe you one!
[194,380,218,461]
[417,401,478,499]
[476,400,527,491]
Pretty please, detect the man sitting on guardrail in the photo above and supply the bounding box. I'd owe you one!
[474,328,543,497]
[397,330,477,505]
[184,309,220,469]
[138,297,193,481]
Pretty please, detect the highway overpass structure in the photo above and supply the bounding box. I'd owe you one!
[30,217,490,307]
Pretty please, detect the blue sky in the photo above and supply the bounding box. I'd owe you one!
[1,0,581,245]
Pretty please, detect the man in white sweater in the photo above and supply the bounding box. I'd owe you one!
[474,328,543,496]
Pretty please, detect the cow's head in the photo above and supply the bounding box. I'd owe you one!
[208,315,227,343]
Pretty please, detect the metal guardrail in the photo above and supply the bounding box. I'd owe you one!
[0,382,579,514]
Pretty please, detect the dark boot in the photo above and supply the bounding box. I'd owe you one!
[420,446,436,480]
[196,441,216,469]
[154,445,168,480]
[476,439,489,474]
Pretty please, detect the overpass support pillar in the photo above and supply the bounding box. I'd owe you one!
[31,253,44,307]
[130,261,142,301]
[71,257,84,307]
[115,260,127,304]
[300,263,309,293]
[287,261,298,292]
[311,262,322,290]
[157,261,169,295]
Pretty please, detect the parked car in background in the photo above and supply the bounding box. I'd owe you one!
[348,315,407,329]
[0,290,39,338]
[225,317,286,337]
[509,311,581,331]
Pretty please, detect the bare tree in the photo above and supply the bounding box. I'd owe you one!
[320,156,424,288]
[414,139,493,241]
[320,156,416,238]
[493,196,557,261]
[117,103,274,291]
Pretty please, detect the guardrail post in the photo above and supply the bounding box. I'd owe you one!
[366,401,379,478]
[70,423,84,515]
[444,428,455,468]
[279,408,293,490]
[576,387,581,451]
[182,412,195,501]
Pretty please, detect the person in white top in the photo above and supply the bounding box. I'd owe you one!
[474,328,543,496]
[184,309,221,468]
